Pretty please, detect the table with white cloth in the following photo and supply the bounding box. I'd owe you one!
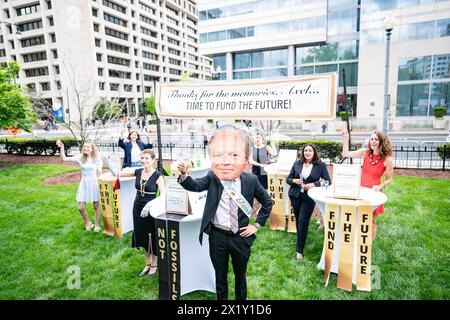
[149,161,215,300]
[308,186,387,288]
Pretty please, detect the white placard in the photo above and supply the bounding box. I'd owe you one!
[332,164,361,199]
[276,149,299,171]
[165,177,189,214]
[156,75,337,120]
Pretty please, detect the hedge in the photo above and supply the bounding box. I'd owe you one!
[0,137,79,156]
[437,143,450,160]
[277,140,362,163]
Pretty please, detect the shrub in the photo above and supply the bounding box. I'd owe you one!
[278,140,360,163]
[339,111,349,121]
[437,143,450,159]
[1,137,78,156]
[433,107,447,119]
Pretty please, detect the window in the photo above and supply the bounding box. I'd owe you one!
[41,82,50,91]
[16,3,40,16]
[105,27,128,40]
[21,35,45,48]
[109,70,131,79]
[398,56,432,81]
[18,20,43,32]
[96,53,102,62]
[141,26,157,38]
[95,38,101,47]
[24,67,49,77]
[142,51,158,61]
[107,55,130,66]
[106,41,129,53]
[140,15,156,26]
[22,51,47,63]
[98,68,103,76]
[50,33,56,42]
[396,84,430,116]
[143,63,159,71]
[104,13,127,27]
[397,54,450,116]
[102,0,126,14]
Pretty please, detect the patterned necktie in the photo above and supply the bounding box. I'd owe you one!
[229,190,239,234]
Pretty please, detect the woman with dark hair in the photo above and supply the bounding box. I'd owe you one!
[118,127,153,168]
[342,130,394,240]
[119,149,165,277]
[286,144,331,260]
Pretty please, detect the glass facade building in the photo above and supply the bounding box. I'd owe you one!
[199,0,450,121]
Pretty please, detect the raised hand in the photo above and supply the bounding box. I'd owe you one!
[341,130,349,140]
[177,161,187,175]
[56,140,64,148]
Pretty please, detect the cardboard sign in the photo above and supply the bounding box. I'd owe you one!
[332,164,361,199]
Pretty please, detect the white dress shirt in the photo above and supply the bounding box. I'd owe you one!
[213,177,241,231]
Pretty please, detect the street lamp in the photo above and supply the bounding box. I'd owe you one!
[0,20,23,40]
[382,14,396,133]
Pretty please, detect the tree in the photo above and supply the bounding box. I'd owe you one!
[92,99,122,122]
[146,95,156,116]
[0,61,36,132]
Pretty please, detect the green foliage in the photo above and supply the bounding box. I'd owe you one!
[278,140,342,162]
[433,107,447,119]
[0,137,78,155]
[207,119,214,124]
[180,71,193,82]
[436,143,450,159]
[146,96,156,115]
[92,100,121,120]
[339,111,349,121]
[0,61,36,131]
[278,140,362,162]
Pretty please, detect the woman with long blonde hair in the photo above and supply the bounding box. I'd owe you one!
[56,140,114,232]
[342,130,394,240]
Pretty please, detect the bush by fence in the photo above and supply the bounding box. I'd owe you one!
[0,137,78,156]
[277,140,362,162]
[437,143,449,160]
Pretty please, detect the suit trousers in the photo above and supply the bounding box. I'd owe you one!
[208,225,251,300]
[289,193,316,254]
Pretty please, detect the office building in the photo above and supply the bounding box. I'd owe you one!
[198,0,450,128]
[0,0,212,120]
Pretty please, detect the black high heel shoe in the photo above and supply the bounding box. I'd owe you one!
[138,265,151,277]
[148,264,158,276]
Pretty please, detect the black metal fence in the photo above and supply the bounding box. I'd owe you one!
[1,139,448,171]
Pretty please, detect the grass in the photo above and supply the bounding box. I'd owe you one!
[0,164,449,300]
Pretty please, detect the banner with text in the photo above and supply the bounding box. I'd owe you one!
[156,75,337,119]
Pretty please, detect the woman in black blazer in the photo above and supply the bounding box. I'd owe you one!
[286,144,331,260]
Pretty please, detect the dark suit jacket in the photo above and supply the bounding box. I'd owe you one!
[286,161,331,201]
[179,171,272,245]
[118,138,153,168]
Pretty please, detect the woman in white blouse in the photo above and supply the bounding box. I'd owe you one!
[286,144,331,260]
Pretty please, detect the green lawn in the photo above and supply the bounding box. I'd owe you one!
[0,164,449,300]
